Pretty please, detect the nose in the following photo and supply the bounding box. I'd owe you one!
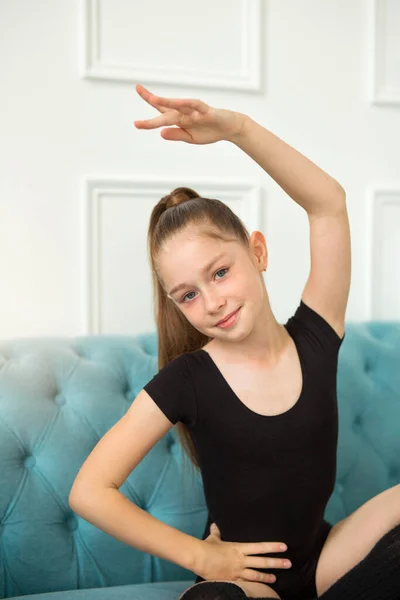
[203,290,225,315]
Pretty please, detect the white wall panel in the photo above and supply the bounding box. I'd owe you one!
[367,189,400,319]
[370,0,400,105]
[1,0,400,337]
[81,0,262,91]
[84,177,262,334]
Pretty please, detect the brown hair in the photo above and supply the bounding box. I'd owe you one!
[147,186,251,473]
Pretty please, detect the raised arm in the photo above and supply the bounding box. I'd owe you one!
[231,117,350,338]
[230,116,345,215]
[134,84,351,335]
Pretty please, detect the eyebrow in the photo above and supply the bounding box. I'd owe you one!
[168,252,227,297]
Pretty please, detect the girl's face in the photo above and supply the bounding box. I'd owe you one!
[158,228,268,339]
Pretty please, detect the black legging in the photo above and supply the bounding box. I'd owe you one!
[180,523,400,600]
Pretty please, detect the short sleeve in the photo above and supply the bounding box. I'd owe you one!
[143,354,197,427]
[285,300,345,356]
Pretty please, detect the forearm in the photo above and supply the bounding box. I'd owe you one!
[230,114,345,215]
[69,487,205,573]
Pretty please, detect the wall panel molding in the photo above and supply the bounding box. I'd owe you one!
[80,0,262,92]
[366,187,400,319]
[370,0,400,105]
[82,177,264,334]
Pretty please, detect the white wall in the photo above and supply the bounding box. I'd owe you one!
[1,0,399,339]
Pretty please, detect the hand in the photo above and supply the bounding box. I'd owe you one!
[197,522,291,586]
[133,83,246,145]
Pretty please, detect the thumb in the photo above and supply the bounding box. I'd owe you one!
[210,522,220,535]
[160,127,194,143]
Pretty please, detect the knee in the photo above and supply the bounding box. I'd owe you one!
[233,580,281,598]
[180,580,248,599]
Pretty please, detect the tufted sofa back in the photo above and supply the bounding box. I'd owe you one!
[0,322,400,598]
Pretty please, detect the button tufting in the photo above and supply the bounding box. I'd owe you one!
[66,516,78,532]
[166,436,179,453]
[353,415,363,428]
[55,394,66,406]
[170,443,180,455]
[24,456,36,468]
[389,466,399,479]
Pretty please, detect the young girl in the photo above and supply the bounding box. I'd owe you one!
[69,84,400,600]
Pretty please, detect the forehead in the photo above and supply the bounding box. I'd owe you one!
[157,231,238,294]
[161,228,221,258]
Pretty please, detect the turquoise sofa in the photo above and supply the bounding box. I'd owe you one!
[1,319,400,600]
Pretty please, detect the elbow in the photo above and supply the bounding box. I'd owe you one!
[68,481,115,513]
[68,485,83,512]
[328,187,347,216]
[68,481,94,512]
[336,184,346,202]
[68,468,101,511]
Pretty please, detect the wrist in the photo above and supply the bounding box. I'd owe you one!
[189,539,208,576]
[227,113,252,145]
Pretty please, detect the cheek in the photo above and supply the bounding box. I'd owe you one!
[181,304,202,324]
[241,275,264,302]
[239,270,257,290]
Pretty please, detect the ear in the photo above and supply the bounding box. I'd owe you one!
[249,230,268,271]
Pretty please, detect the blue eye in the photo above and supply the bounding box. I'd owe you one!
[181,268,229,303]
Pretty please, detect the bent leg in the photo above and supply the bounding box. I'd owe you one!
[315,484,400,595]
[178,581,248,600]
[317,523,400,600]
[178,580,281,600]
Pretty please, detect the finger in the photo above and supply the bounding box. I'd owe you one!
[244,555,291,570]
[136,84,208,115]
[241,542,286,555]
[136,82,177,112]
[240,568,275,584]
[161,127,194,143]
[135,83,168,114]
[160,98,209,116]
[134,111,179,130]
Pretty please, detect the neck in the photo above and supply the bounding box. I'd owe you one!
[207,294,290,367]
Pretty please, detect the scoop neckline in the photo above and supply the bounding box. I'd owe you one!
[198,324,305,420]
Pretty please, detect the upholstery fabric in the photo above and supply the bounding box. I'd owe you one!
[0,321,399,599]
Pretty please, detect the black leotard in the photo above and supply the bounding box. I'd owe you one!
[143,300,345,596]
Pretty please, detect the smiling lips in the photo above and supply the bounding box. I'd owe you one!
[215,307,241,327]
